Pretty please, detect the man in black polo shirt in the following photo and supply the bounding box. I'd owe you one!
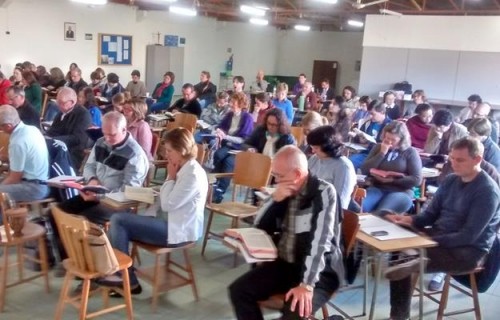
[6,86,40,129]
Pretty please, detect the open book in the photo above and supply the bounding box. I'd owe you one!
[369,168,405,178]
[62,181,110,194]
[106,186,157,204]
[197,119,211,130]
[224,228,277,261]
[352,128,377,144]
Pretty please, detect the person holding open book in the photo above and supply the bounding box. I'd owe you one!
[229,145,344,320]
[361,121,422,213]
[100,127,208,296]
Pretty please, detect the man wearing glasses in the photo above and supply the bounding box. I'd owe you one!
[463,102,499,144]
[6,86,40,129]
[46,87,91,170]
[229,145,343,320]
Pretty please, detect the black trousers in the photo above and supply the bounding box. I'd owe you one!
[229,258,340,320]
[389,245,486,320]
[49,195,115,260]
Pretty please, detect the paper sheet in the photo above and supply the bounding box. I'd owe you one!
[359,215,418,240]
[108,42,117,52]
[117,36,123,62]
[124,50,129,60]
[103,35,111,42]
[124,39,129,50]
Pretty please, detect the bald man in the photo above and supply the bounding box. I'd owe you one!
[0,105,49,201]
[229,145,343,320]
[463,102,499,144]
[250,69,269,93]
[46,87,92,170]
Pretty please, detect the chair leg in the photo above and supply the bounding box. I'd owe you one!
[54,272,72,320]
[17,244,24,282]
[130,243,141,266]
[151,254,161,312]
[183,248,199,301]
[437,274,451,320]
[79,279,91,320]
[321,304,329,319]
[0,245,9,312]
[201,210,215,257]
[231,217,239,267]
[469,273,482,320]
[38,236,51,293]
[121,267,134,320]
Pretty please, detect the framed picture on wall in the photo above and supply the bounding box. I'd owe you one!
[64,22,76,41]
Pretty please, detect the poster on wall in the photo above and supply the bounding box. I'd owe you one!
[98,33,133,65]
[64,22,76,41]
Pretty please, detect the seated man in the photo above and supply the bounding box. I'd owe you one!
[463,102,499,144]
[424,109,468,157]
[229,145,343,320]
[384,137,500,320]
[467,117,500,170]
[167,83,202,118]
[194,71,217,108]
[0,105,49,202]
[45,87,92,170]
[67,67,88,94]
[6,86,40,129]
[125,70,147,98]
[293,81,318,112]
[51,111,149,260]
[195,92,230,144]
[250,69,269,93]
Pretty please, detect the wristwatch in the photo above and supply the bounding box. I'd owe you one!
[299,283,314,292]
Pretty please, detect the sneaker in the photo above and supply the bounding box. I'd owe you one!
[53,263,66,278]
[384,257,428,281]
[212,188,224,204]
[427,273,445,291]
[109,284,143,298]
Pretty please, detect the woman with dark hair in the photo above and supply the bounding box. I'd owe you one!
[243,108,295,158]
[78,87,102,127]
[100,73,124,100]
[352,95,371,124]
[406,103,433,149]
[22,70,42,113]
[103,127,208,295]
[333,107,353,143]
[307,125,356,210]
[150,71,175,113]
[12,67,23,87]
[36,65,51,87]
[342,85,359,112]
[250,92,273,125]
[361,121,422,213]
[212,92,254,203]
[47,67,66,91]
[383,91,401,120]
[424,109,468,156]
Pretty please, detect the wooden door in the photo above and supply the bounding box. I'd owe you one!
[312,60,338,94]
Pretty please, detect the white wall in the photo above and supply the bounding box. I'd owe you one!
[276,30,363,92]
[0,0,362,95]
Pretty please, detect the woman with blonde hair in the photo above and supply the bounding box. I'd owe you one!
[103,127,208,295]
[122,97,153,160]
[299,111,328,158]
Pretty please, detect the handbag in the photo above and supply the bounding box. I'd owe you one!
[85,225,119,275]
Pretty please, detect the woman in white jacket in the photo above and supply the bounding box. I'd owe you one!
[102,127,208,295]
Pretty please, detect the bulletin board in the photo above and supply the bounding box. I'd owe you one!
[98,33,132,65]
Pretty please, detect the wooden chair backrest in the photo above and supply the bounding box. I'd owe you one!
[352,186,367,209]
[40,91,49,120]
[166,113,197,133]
[0,131,9,159]
[0,192,14,242]
[290,126,304,146]
[196,143,206,165]
[342,210,360,254]
[232,152,272,191]
[51,205,94,272]
[151,133,160,160]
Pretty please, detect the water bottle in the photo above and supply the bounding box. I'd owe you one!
[298,95,305,112]
[272,86,276,97]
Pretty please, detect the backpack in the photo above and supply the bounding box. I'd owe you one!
[45,138,79,202]
[393,81,413,94]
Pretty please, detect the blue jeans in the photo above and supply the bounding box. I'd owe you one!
[44,101,59,121]
[213,146,236,193]
[149,101,169,113]
[362,186,413,213]
[109,213,168,286]
[349,152,368,171]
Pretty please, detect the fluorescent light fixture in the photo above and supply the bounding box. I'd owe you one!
[71,0,107,4]
[379,8,403,16]
[347,20,364,27]
[249,18,269,26]
[313,0,338,4]
[294,24,311,31]
[169,6,197,16]
[240,5,266,16]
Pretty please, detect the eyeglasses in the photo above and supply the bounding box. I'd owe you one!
[266,122,279,127]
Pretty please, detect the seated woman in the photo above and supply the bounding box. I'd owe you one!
[100,73,124,100]
[404,89,427,118]
[212,92,254,203]
[150,71,175,113]
[423,109,468,156]
[361,121,422,213]
[307,125,356,210]
[122,98,153,160]
[351,95,371,125]
[102,91,130,114]
[299,111,328,158]
[78,87,102,127]
[250,92,273,126]
[11,67,23,87]
[342,85,359,114]
[22,70,42,113]
[321,96,343,125]
[195,91,230,144]
[103,128,208,294]
[406,103,433,150]
[332,105,352,143]
[383,91,402,120]
[242,108,295,158]
[271,83,294,124]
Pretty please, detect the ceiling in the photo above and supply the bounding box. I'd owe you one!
[108,0,500,30]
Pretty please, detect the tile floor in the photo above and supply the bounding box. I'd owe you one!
[2,196,500,319]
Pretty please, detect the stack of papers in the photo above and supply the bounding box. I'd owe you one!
[359,215,418,241]
[422,167,440,178]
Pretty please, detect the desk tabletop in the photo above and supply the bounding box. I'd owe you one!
[356,229,436,252]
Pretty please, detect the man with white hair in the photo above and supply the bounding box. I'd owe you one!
[293,81,318,112]
[229,145,343,320]
[46,87,92,170]
[250,69,269,93]
[463,102,499,144]
[0,104,49,201]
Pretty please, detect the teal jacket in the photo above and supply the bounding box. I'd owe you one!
[152,83,174,107]
[25,83,42,113]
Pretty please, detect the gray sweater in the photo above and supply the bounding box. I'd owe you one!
[308,155,357,210]
[413,171,500,252]
[361,144,422,195]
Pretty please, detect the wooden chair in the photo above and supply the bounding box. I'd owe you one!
[18,197,57,216]
[352,186,367,211]
[0,192,50,312]
[290,126,304,146]
[51,205,134,320]
[201,152,272,266]
[130,241,199,312]
[165,113,197,134]
[260,210,360,319]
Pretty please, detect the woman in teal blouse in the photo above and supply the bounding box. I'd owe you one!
[150,71,175,113]
[22,70,42,113]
